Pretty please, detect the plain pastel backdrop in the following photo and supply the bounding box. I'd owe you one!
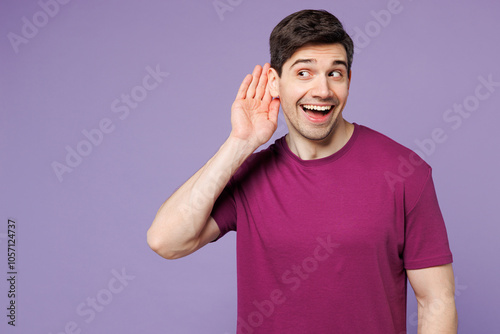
[1,0,499,333]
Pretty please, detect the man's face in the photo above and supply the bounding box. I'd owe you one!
[269,43,351,142]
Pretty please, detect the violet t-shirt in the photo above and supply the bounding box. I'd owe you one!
[211,123,453,333]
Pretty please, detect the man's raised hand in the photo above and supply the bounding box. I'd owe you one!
[230,63,280,149]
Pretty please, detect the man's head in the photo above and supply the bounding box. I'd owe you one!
[267,10,354,143]
[269,9,353,77]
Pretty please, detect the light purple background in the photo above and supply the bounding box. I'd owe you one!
[1,0,499,333]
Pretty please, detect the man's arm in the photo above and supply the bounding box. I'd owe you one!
[147,63,280,259]
[407,263,458,333]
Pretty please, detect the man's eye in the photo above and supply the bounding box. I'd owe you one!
[330,71,342,77]
[298,71,311,78]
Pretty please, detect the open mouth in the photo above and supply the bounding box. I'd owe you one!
[300,104,334,122]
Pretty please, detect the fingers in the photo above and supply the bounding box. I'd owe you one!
[262,71,273,106]
[268,97,280,123]
[255,63,270,100]
[236,74,252,100]
[236,63,271,101]
[246,65,262,99]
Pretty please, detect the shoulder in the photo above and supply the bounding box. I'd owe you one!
[355,124,430,170]
[354,124,432,199]
[357,124,421,158]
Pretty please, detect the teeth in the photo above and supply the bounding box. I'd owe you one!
[302,104,332,111]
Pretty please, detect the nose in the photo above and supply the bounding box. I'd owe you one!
[311,76,334,99]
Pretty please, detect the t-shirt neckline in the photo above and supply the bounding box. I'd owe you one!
[277,122,360,167]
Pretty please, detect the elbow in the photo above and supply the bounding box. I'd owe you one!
[147,228,182,260]
[147,227,192,260]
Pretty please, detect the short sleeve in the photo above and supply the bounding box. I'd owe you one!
[210,177,237,241]
[403,169,453,269]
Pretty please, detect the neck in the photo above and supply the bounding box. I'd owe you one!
[285,119,354,160]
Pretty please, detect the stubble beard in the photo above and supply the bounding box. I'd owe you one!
[285,106,342,142]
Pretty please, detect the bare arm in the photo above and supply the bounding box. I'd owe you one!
[147,63,280,259]
[407,263,458,333]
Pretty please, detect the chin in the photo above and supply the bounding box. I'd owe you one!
[304,118,341,141]
[298,127,335,142]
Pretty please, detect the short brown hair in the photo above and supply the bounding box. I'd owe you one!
[270,9,354,76]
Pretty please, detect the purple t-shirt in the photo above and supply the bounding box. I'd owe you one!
[211,123,453,333]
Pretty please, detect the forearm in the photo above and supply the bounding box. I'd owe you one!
[147,135,256,258]
[417,296,458,333]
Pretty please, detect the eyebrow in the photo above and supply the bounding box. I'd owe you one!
[289,58,348,70]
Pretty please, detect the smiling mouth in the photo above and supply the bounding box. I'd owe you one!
[300,104,334,120]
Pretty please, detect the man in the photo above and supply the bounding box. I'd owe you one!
[147,9,458,333]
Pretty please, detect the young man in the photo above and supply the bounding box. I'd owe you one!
[148,9,458,333]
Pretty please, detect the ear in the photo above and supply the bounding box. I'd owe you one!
[348,70,352,90]
[267,67,280,98]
